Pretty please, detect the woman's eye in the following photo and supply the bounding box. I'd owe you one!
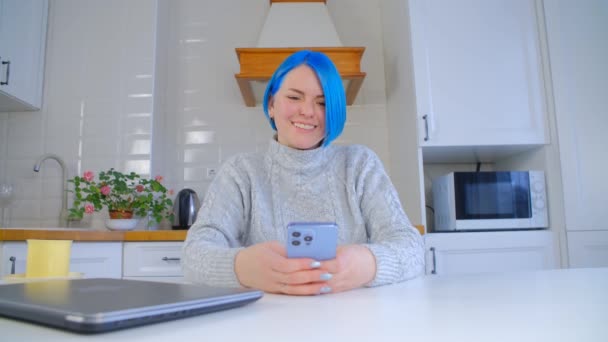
[287,96,299,100]
[317,102,326,107]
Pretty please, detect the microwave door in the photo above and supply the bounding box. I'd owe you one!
[454,172,532,229]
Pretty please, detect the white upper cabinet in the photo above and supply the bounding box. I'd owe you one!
[409,0,548,148]
[544,0,608,232]
[0,0,48,111]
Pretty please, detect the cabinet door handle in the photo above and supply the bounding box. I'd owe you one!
[1,60,10,86]
[9,256,16,274]
[422,115,430,141]
[162,257,181,261]
[429,247,437,274]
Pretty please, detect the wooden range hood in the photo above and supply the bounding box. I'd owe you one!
[235,47,365,107]
[234,1,366,107]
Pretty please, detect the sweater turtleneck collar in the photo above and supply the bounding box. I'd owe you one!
[267,137,331,172]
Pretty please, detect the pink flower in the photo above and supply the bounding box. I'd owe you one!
[83,171,94,182]
[155,175,163,182]
[100,185,111,196]
[84,204,95,214]
[136,184,145,192]
[168,189,174,196]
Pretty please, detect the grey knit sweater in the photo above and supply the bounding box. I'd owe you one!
[182,138,425,288]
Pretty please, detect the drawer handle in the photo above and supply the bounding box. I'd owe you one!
[1,60,10,86]
[162,257,181,261]
[430,247,437,274]
[422,114,430,142]
[9,256,16,274]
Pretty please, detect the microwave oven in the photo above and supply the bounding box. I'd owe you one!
[431,171,548,231]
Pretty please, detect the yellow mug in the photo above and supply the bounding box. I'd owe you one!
[25,239,72,278]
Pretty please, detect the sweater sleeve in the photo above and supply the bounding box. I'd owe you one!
[181,158,248,288]
[354,148,425,286]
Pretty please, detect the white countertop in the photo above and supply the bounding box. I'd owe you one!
[1,267,607,341]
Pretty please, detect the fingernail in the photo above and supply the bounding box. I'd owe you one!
[319,286,332,294]
[310,261,321,268]
[320,273,332,281]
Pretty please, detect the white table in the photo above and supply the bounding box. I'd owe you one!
[1,267,607,341]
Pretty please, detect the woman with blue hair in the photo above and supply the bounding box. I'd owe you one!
[183,50,424,295]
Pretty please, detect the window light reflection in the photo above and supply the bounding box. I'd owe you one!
[129,139,151,155]
[181,38,206,43]
[187,118,207,127]
[185,131,215,144]
[128,93,153,98]
[127,112,151,118]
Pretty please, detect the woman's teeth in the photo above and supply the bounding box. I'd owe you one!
[293,122,315,130]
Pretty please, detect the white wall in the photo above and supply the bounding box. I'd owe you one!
[379,0,425,227]
[0,0,404,229]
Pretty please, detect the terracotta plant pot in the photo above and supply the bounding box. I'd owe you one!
[108,210,134,219]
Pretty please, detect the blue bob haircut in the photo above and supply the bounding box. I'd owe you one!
[262,50,346,147]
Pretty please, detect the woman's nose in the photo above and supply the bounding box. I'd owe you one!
[299,100,315,117]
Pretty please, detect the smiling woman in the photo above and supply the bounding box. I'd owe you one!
[182,50,424,296]
[267,65,327,150]
[263,50,346,149]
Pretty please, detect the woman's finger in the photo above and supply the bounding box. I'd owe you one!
[276,269,333,286]
[278,282,332,296]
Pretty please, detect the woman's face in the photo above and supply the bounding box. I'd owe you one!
[269,65,326,150]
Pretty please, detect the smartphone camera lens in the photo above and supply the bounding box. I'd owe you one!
[291,240,300,246]
[304,236,313,242]
[292,231,301,237]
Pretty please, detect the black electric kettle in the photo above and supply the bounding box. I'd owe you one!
[172,189,200,230]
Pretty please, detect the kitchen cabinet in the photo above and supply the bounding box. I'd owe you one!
[382,0,565,273]
[122,242,185,283]
[0,241,122,278]
[567,231,608,268]
[424,230,557,276]
[408,0,548,151]
[0,0,48,111]
[543,1,607,267]
[544,0,608,232]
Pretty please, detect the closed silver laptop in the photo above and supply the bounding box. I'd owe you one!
[0,278,263,333]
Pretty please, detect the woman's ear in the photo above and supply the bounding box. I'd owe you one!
[268,96,275,118]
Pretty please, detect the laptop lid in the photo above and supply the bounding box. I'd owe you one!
[0,278,263,334]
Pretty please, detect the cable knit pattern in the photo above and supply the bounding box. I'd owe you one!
[182,139,425,288]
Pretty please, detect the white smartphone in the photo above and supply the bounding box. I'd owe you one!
[286,222,338,261]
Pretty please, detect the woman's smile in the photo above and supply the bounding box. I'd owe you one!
[292,121,317,130]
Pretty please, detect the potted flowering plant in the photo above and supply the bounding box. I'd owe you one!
[68,168,174,226]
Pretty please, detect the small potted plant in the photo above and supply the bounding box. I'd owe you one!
[68,169,174,230]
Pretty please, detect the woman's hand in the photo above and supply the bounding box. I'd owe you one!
[234,241,333,295]
[319,245,377,293]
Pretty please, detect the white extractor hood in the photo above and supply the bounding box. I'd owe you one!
[234,0,366,107]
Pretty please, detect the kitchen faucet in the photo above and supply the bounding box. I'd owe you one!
[33,154,70,227]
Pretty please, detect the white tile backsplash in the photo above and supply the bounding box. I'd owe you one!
[0,0,157,228]
[0,0,393,229]
[183,146,220,164]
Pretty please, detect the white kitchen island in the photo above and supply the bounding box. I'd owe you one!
[1,267,606,341]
